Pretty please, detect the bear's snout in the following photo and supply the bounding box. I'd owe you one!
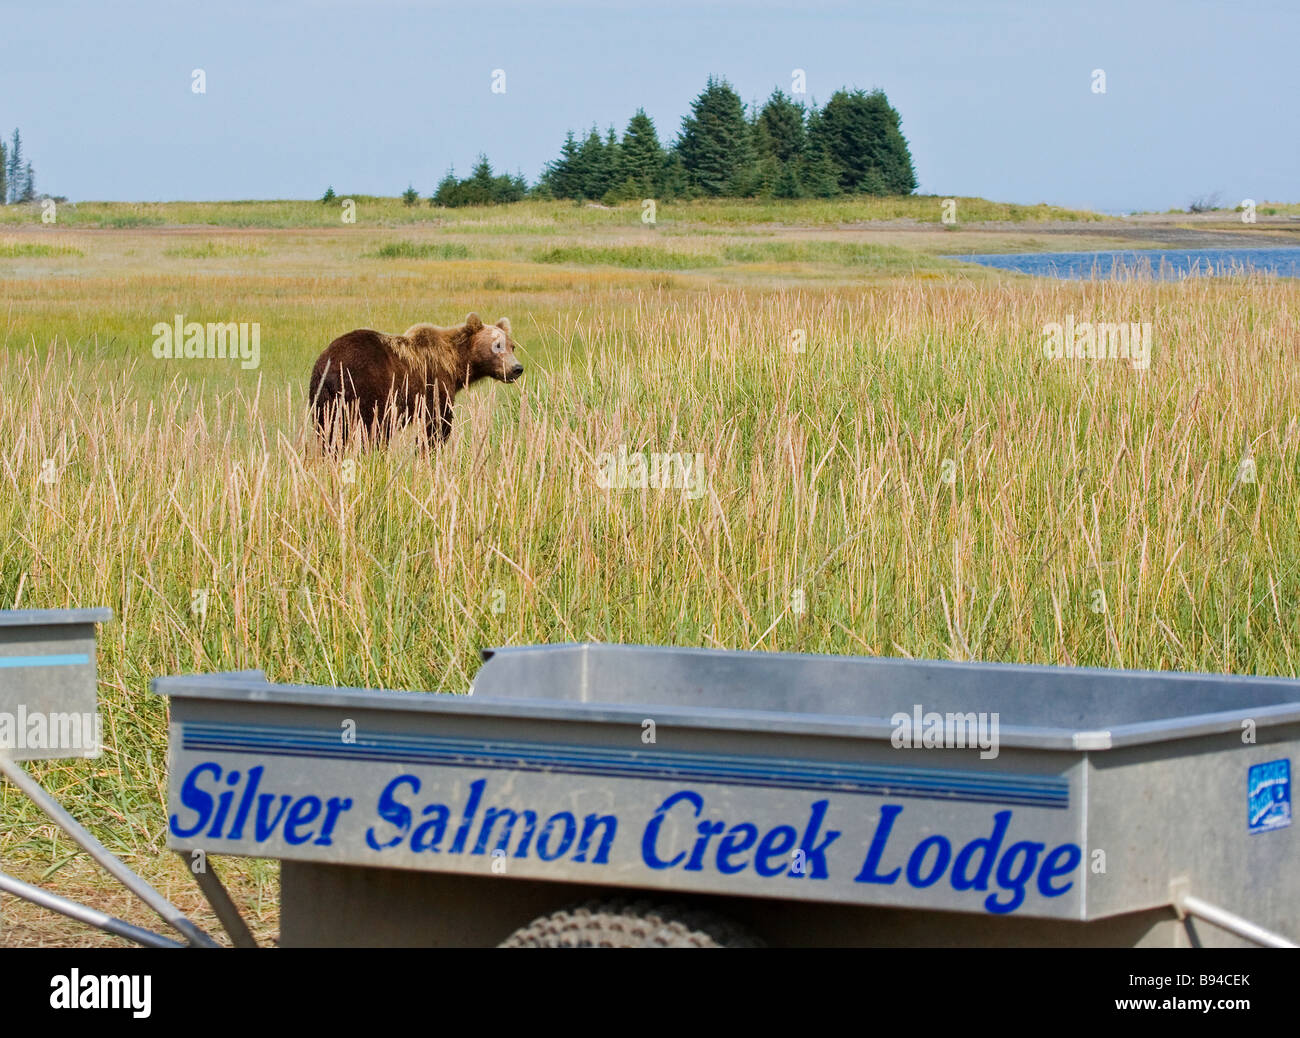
[504,361,524,382]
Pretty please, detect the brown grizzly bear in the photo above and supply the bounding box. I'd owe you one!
[308,313,523,448]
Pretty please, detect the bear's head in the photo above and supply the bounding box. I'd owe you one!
[465,313,524,384]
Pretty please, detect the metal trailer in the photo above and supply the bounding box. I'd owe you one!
[145,642,1298,949]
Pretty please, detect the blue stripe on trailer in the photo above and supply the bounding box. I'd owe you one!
[184,731,1053,800]
[0,653,90,668]
[180,721,1070,809]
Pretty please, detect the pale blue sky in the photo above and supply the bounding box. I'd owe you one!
[2,0,1295,212]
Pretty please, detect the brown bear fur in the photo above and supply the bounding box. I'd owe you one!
[308,313,523,447]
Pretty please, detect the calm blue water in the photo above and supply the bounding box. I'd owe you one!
[946,246,1300,280]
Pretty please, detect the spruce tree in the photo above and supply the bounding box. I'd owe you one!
[772,162,804,199]
[798,141,842,198]
[752,90,807,196]
[461,155,496,205]
[660,152,691,200]
[811,89,916,195]
[544,131,582,199]
[431,169,458,206]
[675,76,754,196]
[0,141,7,206]
[798,108,842,198]
[6,130,22,204]
[575,126,613,200]
[493,170,527,204]
[859,89,916,194]
[599,126,625,202]
[755,90,806,165]
[618,109,666,196]
[469,155,494,187]
[19,162,34,202]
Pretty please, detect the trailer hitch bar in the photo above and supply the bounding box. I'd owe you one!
[1170,877,1297,948]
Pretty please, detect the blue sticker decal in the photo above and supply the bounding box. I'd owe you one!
[1248,759,1291,834]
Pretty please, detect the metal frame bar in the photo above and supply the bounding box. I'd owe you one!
[0,755,220,948]
[0,869,184,948]
[177,852,258,948]
[1169,878,1297,948]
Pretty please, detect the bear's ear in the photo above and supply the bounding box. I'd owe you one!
[495,317,511,334]
[464,312,483,331]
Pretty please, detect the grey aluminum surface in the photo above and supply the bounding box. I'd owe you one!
[0,608,113,627]
[153,643,1299,933]
[474,643,1300,749]
[0,607,110,761]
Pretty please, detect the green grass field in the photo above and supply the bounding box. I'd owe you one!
[1,195,1298,945]
[0,194,1105,230]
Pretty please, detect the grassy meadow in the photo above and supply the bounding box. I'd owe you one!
[1,196,1299,944]
[0,194,1103,230]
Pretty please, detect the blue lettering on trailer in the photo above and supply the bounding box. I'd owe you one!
[170,762,354,846]
[851,803,1081,913]
[641,789,840,878]
[362,774,618,863]
[170,760,1083,914]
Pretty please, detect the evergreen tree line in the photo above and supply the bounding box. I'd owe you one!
[0,129,38,204]
[430,157,528,207]
[426,76,916,207]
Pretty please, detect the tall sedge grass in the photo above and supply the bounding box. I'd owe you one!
[365,240,471,260]
[163,240,268,259]
[0,195,1105,230]
[0,239,83,258]
[3,276,1296,695]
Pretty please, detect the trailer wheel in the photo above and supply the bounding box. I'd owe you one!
[500,898,763,948]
